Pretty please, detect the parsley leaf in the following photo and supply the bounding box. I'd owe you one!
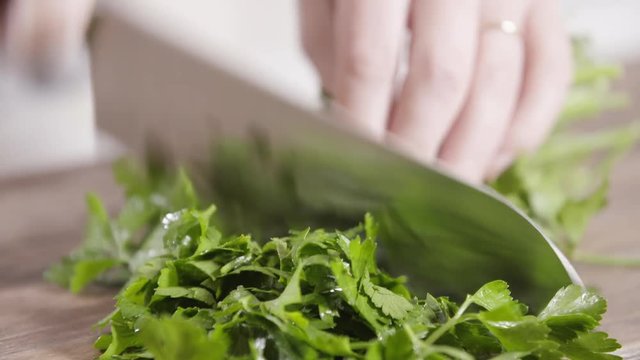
[491,39,639,264]
[47,166,621,359]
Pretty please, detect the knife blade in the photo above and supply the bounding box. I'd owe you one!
[89,0,580,310]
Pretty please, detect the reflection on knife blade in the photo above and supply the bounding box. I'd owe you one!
[90,0,579,310]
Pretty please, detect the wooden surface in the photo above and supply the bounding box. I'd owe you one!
[0,166,121,359]
[0,149,638,359]
[576,146,640,357]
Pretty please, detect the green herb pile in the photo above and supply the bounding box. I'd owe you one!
[491,39,639,265]
[46,161,621,359]
[45,39,632,359]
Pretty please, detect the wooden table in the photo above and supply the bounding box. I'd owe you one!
[0,166,120,359]
[576,146,640,358]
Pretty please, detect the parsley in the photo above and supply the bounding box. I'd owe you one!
[47,162,621,359]
[45,39,629,359]
[491,39,639,265]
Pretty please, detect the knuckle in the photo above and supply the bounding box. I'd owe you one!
[340,42,397,83]
[410,50,471,101]
[478,51,521,92]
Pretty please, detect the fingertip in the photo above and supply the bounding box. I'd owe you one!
[486,152,515,180]
[299,0,335,94]
[437,156,486,185]
[332,99,387,140]
[385,130,437,164]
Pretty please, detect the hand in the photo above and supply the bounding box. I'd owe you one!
[299,0,572,183]
[0,0,95,77]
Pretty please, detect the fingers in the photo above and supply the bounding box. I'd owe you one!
[439,0,531,183]
[3,0,95,76]
[299,0,335,93]
[488,0,572,177]
[333,0,410,138]
[389,0,479,162]
[299,0,565,182]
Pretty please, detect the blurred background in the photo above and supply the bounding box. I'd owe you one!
[1,0,640,178]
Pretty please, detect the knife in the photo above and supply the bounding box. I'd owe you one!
[89,0,580,310]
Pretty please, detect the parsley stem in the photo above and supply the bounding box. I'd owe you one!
[422,295,473,347]
[350,342,372,350]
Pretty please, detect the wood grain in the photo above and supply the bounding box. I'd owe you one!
[0,166,120,359]
[578,147,640,356]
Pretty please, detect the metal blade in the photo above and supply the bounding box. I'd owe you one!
[90,1,580,310]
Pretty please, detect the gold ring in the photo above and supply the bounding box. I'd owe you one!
[484,20,520,36]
